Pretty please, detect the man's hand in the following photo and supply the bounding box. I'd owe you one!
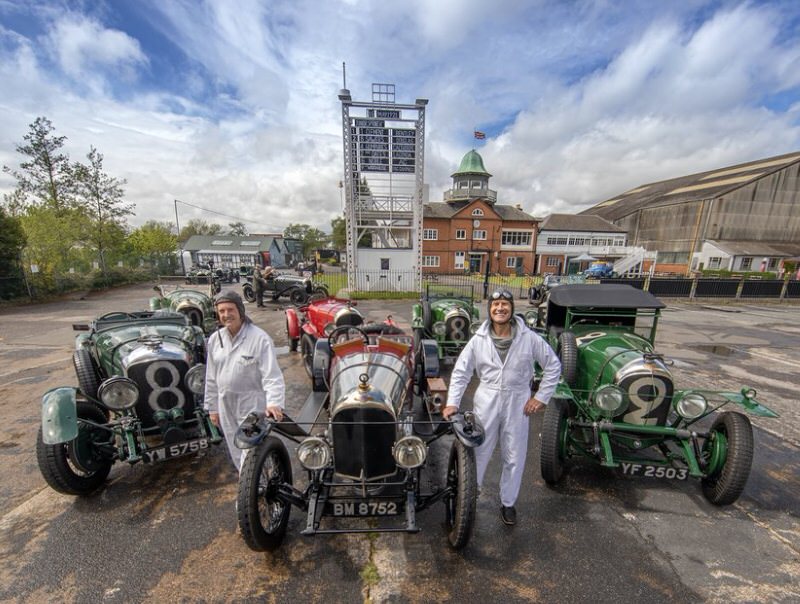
[524,397,545,416]
[210,412,220,428]
[266,406,284,421]
[442,405,458,420]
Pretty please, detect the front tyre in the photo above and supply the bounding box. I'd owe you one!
[557,332,578,388]
[444,440,477,549]
[541,397,569,485]
[701,412,754,506]
[301,333,315,378]
[237,436,293,551]
[289,288,309,305]
[36,401,112,496]
[242,283,255,303]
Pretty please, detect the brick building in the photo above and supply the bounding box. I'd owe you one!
[422,150,540,274]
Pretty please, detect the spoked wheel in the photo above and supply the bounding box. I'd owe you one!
[541,397,569,485]
[301,333,315,377]
[701,412,754,505]
[444,439,477,549]
[289,288,308,305]
[237,436,293,551]
[36,400,112,496]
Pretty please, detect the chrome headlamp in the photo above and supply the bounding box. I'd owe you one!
[297,436,331,470]
[470,321,481,335]
[674,392,707,420]
[432,321,447,336]
[98,377,139,410]
[524,310,538,328]
[393,436,427,469]
[184,364,206,394]
[592,384,627,416]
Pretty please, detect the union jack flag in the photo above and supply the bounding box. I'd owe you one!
[474,130,486,139]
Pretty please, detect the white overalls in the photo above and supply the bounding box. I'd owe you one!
[205,321,285,471]
[447,315,561,507]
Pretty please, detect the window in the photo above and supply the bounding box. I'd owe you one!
[422,255,440,267]
[768,258,778,270]
[546,236,568,245]
[454,251,465,269]
[546,257,560,267]
[471,209,484,216]
[613,237,625,246]
[740,257,752,270]
[211,240,233,246]
[473,230,487,240]
[568,237,587,246]
[501,231,532,246]
[455,229,466,240]
[506,257,521,268]
[381,258,390,270]
[708,256,722,269]
[423,229,438,240]
[470,180,483,188]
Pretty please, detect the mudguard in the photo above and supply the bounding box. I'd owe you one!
[234,412,275,449]
[285,307,300,340]
[148,296,163,311]
[451,411,485,448]
[41,387,79,445]
[716,387,778,418]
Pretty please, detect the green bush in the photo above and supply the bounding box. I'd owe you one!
[701,269,777,279]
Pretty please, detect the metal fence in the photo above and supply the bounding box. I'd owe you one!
[597,275,798,300]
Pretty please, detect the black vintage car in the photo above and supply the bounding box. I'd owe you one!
[36,311,222,496]
[233,325,483,551]
[242,272,328,305]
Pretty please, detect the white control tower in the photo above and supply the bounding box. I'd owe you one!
[338,83,428,291]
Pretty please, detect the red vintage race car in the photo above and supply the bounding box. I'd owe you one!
[286,297,409,379]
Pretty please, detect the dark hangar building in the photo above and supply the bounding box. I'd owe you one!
[580,151,800,275]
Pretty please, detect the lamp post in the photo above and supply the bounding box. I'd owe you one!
[174,199,186,275]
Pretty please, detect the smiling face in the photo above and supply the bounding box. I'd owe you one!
[489,299,513,325]
[216,301,243,336]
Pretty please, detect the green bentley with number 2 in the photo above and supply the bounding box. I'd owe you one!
[36,310,222,496]
[528,284,778,505]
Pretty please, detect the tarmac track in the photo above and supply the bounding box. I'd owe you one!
[0,284,797,603]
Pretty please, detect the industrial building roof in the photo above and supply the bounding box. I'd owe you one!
[540,213,626,233]
[707,240,800,257]
[580,151,800,222]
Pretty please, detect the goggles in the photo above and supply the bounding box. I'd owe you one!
[489,290,513,301]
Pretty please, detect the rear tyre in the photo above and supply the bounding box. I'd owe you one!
[444,440,477,549]
[541,398,569,484]
[237,436,292,551]
[183,307,202,328]
[36,401,112,496]
[701,412,754,505]
[242,283,255,303]
[557,332,578,388]
[289,288,308,305]
[301,333,315,378]
[422,302,433,332]
[73,349,101,400]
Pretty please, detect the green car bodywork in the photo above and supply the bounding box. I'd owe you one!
[527,283,778,506]
[411,284,481,362]
[37,311,222,496]
[149,284,217,334]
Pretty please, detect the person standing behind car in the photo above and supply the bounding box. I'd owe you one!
[443,289,561,526]
[204,291,285,472]
[252,265,265,307]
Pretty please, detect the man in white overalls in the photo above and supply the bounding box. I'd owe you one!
[444,289,561,525]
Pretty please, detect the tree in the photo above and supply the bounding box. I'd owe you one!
[228,221,248,236]
[3,117,83,273]
[74,147,135,277]
[330,216,346,250]
[0,207,26,274]
[129,221,178,272]
[179,219,224,241]
[284,223,329,257]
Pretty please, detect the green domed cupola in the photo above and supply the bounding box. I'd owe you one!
[451,149,492,178]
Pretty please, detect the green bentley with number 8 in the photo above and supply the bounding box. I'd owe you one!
[527,284,778,505]
[36,310,222,496]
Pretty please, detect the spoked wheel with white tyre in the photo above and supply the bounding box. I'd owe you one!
[237,436,293,551]
[443,439,477,549]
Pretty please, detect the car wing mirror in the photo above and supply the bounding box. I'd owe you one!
[72,323,90,331]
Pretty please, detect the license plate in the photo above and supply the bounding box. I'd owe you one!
[142,438,210,463]
[620,462,688,480]
[326,500,403,517]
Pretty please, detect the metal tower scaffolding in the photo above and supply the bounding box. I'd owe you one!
[338,83,428,291]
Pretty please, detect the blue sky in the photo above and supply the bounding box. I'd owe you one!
[2,0,800,232]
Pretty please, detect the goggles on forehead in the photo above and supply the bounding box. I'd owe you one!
[489,290,513,301]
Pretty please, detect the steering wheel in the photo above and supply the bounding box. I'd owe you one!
[98,312,137,321]
[327,325,370,349]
